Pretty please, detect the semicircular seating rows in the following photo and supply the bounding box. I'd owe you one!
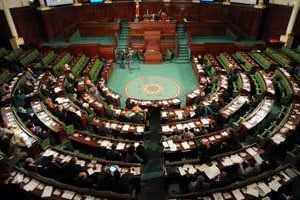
[0,46,300,199]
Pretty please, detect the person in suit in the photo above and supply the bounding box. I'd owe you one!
[24,157,38,172]
[125,145,140,163]
[111,170,134,194]
[61,157,83,184]
[182,128,195,140]
[238,159,261,179]
[188,174,211,192]
[45,156,63,180]
[73,171,94,188]
[92,165,113,190]
[0,83,10,96]
[105,144,122,161]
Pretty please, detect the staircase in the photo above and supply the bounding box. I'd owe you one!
[115,21,129,55]
[173,23,190,63]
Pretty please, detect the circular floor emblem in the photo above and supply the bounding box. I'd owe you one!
[125,76,181,100]
[143,83,164,95]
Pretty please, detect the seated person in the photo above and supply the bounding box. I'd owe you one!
[61,157,83,184]
[238,159,261,178]
[111,169,135,194]
[92,165,113,190]
[73,171,94,188]
[105,144,122,161]
[63,63,71,72]
[23,157,40,172]
[0,83,10,96]
[182,128,195,140]
[9,130,27,158]
[125,145,140,163]
[160,12,169,21]
[188,174,211,192]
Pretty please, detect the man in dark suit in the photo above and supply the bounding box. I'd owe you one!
[61,157,83,184]
[73,171,94,188]
[105,144,122,161]
[91,166,113,190]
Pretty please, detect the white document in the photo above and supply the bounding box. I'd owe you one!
[85,195,95,200]
[268,180,281,192]
[232,189,245,200]
[204,165,220,180]
[257,182,271,196]
[162,141,169,148]
[87,168,94,175]
[221,156,234,167]
[73,194,83,200]
[213,193,224,200]
[230,154,244,164]
[122,124,130,131]
[178,167,187,176]
[181,142,190,150]
[116,143,125,150]
[41,185,53,198]
[12,173,24,184]
[136,126,144,133]
[246,147,257,157]
[253,154,264,164]
[245,184,259,197]
[23,179,40,191]
[61,190,76,200]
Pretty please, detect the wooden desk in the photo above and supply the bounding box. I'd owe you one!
[144,50,162,64]
[129,21,176,36]
[129,20,176,54]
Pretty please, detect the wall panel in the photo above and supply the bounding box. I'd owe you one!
[11,6,43,46]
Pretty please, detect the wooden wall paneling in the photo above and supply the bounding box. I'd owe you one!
[0,10,11,48]
[190,43,237,56]
[11,6,43,47]
[228,5,263,39]
[75,5,97,22]
[68,44,99,56]
[41,6,76,41]
[263,4,291,39]
[98,45,115,60]
[109,2,135,20]
[291,7,300,47]
[94,3,109,20]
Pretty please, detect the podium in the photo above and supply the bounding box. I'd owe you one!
[144,31,163,64]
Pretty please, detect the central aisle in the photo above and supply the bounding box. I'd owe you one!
[141,107,165,200]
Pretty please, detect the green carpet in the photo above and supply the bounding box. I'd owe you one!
[107,61,198,107]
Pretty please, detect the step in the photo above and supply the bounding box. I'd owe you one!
[173,60,190,64]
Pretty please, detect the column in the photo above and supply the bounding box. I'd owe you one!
[104,0,113,4]
[255,0,266,9]
[223,0,231,5]
[280,0,300,47]
[1,0,24,49]
[38,0,50,10]
[74,0,82,6]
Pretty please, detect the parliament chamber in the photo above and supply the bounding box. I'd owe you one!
[2,0,300,200]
